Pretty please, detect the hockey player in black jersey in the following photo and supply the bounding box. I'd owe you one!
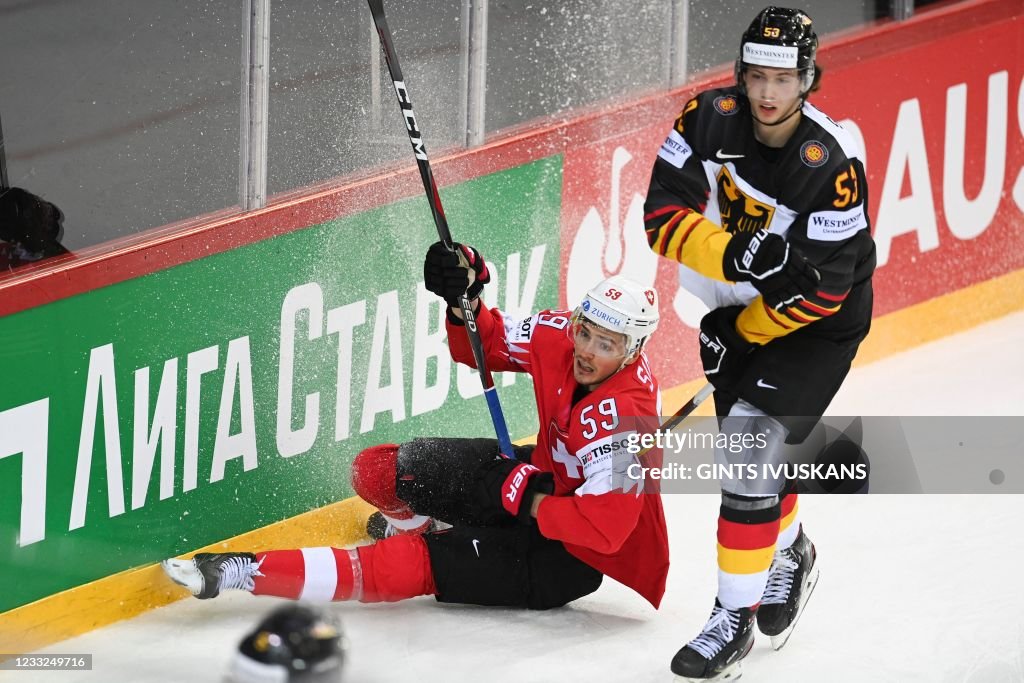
[644,6,876,681]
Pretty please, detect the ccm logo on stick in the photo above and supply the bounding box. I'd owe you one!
[393,81,427,160]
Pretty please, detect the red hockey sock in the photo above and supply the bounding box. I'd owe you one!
[251,536,436,603]
[251,549,306,599]
[776,482,801,550]
[351,444,417,520]
[359,535,437,602]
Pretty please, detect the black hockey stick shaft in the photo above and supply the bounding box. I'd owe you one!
[367,0,515,458]
[636,384,714,459]
[0,110,9,190]
[665,383,714,430]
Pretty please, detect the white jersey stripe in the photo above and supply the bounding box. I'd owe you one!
[801,103,863,160]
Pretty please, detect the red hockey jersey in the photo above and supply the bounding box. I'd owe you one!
[447,302,670,608]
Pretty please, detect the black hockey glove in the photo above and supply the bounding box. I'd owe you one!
[698,306,754,390]
[423,241,491,306]
[722,229,820,309]
[473,457,554,524]
[0,187,69,257]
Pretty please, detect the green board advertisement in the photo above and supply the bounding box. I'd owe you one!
[0,156,563,612]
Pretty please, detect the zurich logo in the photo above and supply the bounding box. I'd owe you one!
[582,300,591,311]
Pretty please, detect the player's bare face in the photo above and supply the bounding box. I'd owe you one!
[572,321,630,389]
[744,66,803,131]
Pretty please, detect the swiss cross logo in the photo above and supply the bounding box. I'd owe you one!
[548,430,582,479]
[645,289,655,305]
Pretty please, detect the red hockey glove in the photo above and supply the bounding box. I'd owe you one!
[474,458,554,523]
[424,241,491,306]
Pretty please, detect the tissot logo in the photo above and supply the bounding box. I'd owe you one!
[580,438,633,463]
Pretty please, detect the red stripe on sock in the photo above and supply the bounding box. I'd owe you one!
[251,549,305,599]
[718,516,781,551]
[780,491,798,519]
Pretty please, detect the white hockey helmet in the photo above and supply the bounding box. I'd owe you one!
[572,275,659,357]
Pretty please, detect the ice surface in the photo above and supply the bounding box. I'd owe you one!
[24,311,1024,682]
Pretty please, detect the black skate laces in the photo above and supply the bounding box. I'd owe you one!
[689,605,741,660]
[218,555,263,592]
[761,548,799,605]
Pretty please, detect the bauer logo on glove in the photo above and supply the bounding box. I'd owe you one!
[503,463,540,510]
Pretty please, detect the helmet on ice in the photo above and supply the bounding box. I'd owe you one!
[229,604,346,682]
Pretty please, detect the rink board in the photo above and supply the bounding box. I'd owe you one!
[1,0,1023,654]
[0,158,562,614]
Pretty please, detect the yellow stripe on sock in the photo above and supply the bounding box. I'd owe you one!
[717,543,776,575]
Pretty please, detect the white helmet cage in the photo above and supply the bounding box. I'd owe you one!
[571,275,660,357]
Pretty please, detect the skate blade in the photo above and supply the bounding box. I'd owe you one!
[161,558,203,595]
[674,637,751,682]
[769,565,820,651]
[675,660,743,682]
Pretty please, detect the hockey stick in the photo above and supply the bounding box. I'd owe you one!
[635,383,715,458]
[367,0,515,459]
[664,382,714,431]
[0,110,9,191]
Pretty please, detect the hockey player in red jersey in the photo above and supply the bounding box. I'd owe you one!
[163,241,669,613]
[643,6,876,681]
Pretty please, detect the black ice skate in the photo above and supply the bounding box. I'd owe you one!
[366,511,438,541]
[757,526,819,650]
[670,600,756,681]
[161,552,262,599]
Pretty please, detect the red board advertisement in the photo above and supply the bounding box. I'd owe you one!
[558,0,1023,389]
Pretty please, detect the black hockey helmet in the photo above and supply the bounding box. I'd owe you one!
[735,6,818,94]
[228,604,346,682]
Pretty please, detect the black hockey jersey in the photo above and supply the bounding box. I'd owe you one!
[644,86,876,345]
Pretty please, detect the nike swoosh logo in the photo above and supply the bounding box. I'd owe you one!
[472,539,481,557]
[756,379,778,390]
[715,149,745,160]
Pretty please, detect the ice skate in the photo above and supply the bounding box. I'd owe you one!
[670,600,756,681]
[757,526,819,650]
[161,552,262,600]
[365,511,438,541]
